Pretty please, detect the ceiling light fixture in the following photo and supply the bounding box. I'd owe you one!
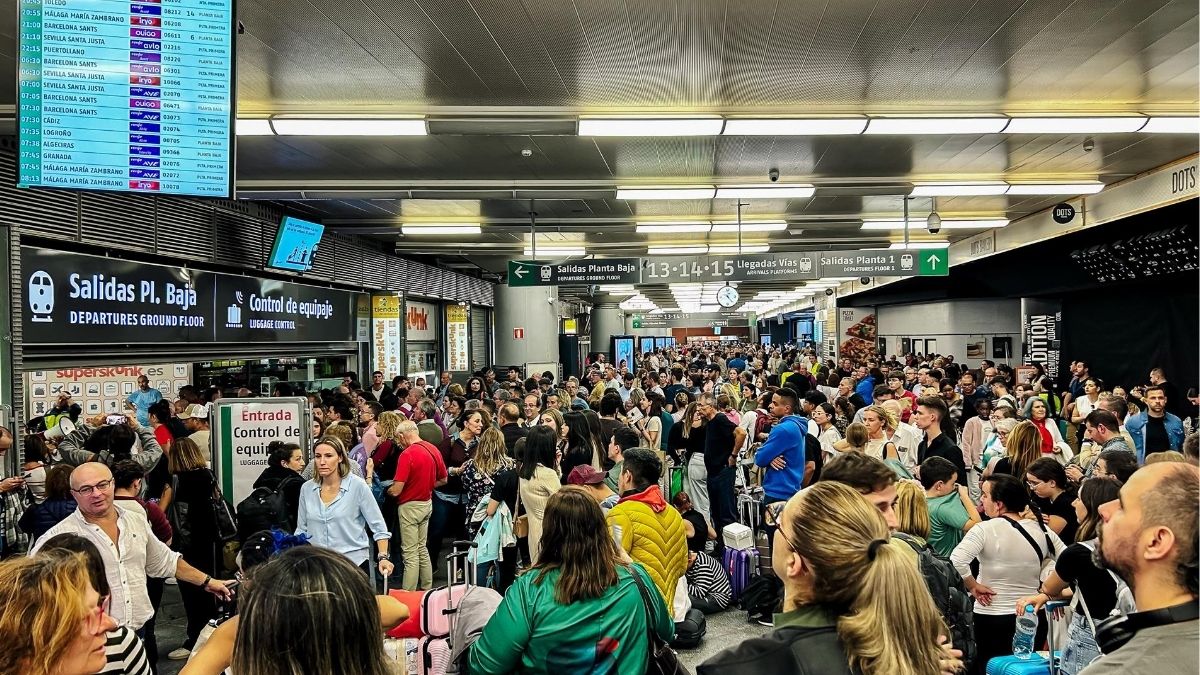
[617,187,716,200]
[635,222,712,234]
[714,185,815,199]
[523,247,586,257]
[1140,117,1200,134]
[864,117,1009,135]
[270,117,428,136]
[710,220,789,232]
[860,218,1009,230]
[1004,116,1147,134]
[1005,183,1105,195]
[401,223,481,235]
[578,117,724,136]
[910,183,1009,196]
[236,119,274,135]
[722,118,868,135]
[648,246,709,255]
[708,245,771,254]
[887,241,950,250]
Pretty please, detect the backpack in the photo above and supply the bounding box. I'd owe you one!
[740,573,784,624]
[892,532,977,671]
[659,411,674,453]
[235,475,301,543]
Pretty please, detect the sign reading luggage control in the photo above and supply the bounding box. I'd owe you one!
[508,259,642,287]
[819,248,948,277]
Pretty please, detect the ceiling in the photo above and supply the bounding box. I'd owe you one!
[1,0,1196,309]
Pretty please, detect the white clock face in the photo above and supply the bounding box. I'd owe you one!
[716,285,739,307]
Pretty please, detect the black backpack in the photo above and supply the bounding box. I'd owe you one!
[893,532,977,671]
[741,573,784,624]
[236,475,300,543]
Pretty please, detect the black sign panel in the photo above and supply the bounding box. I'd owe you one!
[21,248,213,344]
[1052,203,1076,224]
[213,276,357,343]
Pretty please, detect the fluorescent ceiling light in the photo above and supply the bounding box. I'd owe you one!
[617,187,716,200]
[271,118,427,136]
[401,223,481,235]
[715,185,815,199]
[861,218,1010,230]
[1005,183,1104,195]
[578,117,724,136]
[865,117,1009,135]
[708,245,770,254]
[699,305,720,313]
[910,183,1009,196]
[1140,117,1200,134]
[888,242,950,250]
[710,221,788,232]
[522,247,585,257]
[648,246,709,255]
[599,285,636,292]
[1004,116,1146,134]
[236,119,274,136]
[722,118,867,135]
[635,222,712,234]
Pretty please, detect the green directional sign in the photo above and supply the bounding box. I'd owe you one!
[918,249,949,276]
[632,316,643,329]
[507,260,543,287]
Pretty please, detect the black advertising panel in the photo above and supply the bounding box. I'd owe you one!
[213,275,358,343]
[21,247,213,344]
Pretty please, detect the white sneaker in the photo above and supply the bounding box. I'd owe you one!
[168,647,191,660]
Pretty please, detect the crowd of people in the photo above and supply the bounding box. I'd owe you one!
[0,343,1196,675]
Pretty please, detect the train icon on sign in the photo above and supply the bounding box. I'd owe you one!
[900,254,914,270]
[28,271,54,322]
[540,266,552,281]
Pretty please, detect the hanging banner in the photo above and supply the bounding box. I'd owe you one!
[213,397,309,505]
[1021,298,1063,383]
[446,305,470,372]
[405,300,438,342]
[837,307,878,362]
[371,294,403,378]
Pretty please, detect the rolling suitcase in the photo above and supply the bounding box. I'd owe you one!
[985,600,1066,675]
[723,546,757,604]
[418,541,475,675]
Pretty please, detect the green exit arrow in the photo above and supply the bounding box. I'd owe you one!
[918,249,949,276]
[507,260,539,287]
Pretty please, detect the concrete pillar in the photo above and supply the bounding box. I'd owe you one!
[494,284,559,368]
[590,299,625,357]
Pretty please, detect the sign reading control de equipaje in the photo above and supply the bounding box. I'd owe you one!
[21,247,361,345]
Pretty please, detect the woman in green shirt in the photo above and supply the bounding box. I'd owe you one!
[468,486,674,675]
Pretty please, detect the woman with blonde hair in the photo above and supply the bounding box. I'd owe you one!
[296,435,393,578]
[0,552,117,675]
[699,481,951,675]
[833,422,870,454]
[893,481,932,542]
[862,404,908,468]
[991,420,1042,480]
[461,426,515,534]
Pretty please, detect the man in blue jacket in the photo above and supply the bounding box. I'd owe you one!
[1125,385,1185,463]
[754,388,812,512]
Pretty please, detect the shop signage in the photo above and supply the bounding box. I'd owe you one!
[371,294,403,378]
[214,276,358,343]
[836,307,877,362]
[1053,203,1076,224]
[405,300,438,342]
[213,397,310,504]
[1021,298,1063,382]
[446,305,470,372]
[819,248,948,277]
[20,248,362,345]
[508,258,642,287]
[24,362,191,420]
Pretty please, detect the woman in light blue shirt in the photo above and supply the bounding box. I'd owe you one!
[296,436,394,577]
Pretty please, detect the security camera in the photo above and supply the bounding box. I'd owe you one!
[1083,137,1095,152]
[768,168,780,183]
[860,277,871,285]
[824,288,835,297]
[926,211,942,235]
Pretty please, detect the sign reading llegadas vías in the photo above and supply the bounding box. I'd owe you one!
[20,247,362,345]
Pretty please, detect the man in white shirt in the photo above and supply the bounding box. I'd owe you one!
[178,404,212,462]
[30,463,232,633]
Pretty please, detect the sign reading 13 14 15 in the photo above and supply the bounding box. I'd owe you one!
[643,253,820,283]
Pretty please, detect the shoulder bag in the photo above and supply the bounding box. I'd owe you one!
[512,478,529,538]
[1002,515,1055,581]
[628,567,690,675]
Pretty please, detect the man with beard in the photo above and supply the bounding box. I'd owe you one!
[1085,463,1198,674]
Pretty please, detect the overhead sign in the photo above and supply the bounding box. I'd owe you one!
[20,247,362,344]
[819,248,948,277]
[213,397,309,504]
[631,312,752,329]
[508,258,642,287]
[642,253,820,283]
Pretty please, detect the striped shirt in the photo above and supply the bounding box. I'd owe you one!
[686,550,732,609]
[100,626,152,675]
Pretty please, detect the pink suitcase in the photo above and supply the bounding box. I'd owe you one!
[417,541,475,675]
[417,636,451,675]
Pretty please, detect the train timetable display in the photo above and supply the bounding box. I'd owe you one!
[17,0,236,198]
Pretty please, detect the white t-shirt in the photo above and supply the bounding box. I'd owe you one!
[950,516,1064,616]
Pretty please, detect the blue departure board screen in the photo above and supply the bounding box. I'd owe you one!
[17,0,236,198]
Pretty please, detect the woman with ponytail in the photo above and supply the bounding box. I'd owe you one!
[699,481,953,675]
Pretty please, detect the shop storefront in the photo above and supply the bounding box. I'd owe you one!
[404,298,440,384]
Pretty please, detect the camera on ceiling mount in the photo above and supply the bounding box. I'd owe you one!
[859,277,872,285]
[768,168,780,182]
[1083,137,1095,152]
[824,288,835,297]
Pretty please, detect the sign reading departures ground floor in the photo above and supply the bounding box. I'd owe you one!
[507,248,948,286]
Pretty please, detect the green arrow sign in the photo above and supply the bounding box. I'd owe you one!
[507,261,542,287]
[918,249,948,276]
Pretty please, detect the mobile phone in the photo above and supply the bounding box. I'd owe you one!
[105,414,127,426]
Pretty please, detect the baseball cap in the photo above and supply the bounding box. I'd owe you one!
[567,465,606,486]
[178,403,209,420]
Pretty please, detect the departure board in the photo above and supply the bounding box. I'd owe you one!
[17,0,236,197]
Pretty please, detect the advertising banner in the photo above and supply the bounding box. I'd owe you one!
[405,300,438,342]
[837,307,878,362]
[446,305,470,372]
[24,362,191,420]
[1021,298,1063,382]
[371,294,403,378]
[213,397,309,504]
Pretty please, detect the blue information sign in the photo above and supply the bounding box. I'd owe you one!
[17,0,236,197]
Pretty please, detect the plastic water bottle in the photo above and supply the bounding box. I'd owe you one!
[1013,604,1038,659]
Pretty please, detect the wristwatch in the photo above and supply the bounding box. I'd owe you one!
[200,575,211,588]
[377,553,391,561]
